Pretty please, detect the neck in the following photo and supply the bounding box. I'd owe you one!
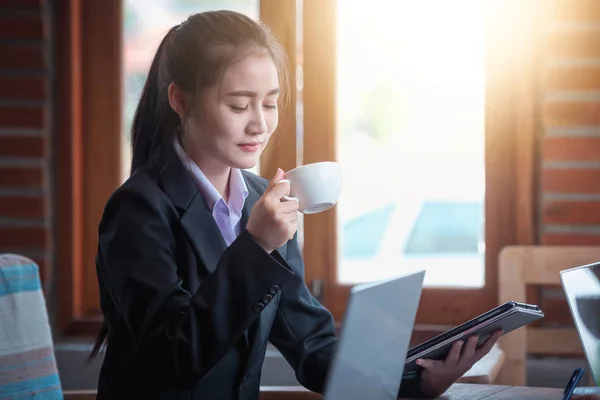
[193,156,232,203]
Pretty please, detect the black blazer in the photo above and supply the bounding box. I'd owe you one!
[94,155,424,399]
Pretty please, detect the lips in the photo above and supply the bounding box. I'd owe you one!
[238,142,262,152]
[239,142,261,147]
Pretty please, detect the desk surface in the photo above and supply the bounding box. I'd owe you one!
[435,383,562,399]
[257,383,563,400]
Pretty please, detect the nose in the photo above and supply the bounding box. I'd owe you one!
[247,107,268,136]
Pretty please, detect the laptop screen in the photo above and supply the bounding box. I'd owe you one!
[561,263,600,386]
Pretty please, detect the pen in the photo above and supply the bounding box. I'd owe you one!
[563,367,585,400]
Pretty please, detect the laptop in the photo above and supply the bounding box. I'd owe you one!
[322,269,425,400]
[560,262,600,393]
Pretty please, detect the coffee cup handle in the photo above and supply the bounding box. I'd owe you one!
[275,179,300,203]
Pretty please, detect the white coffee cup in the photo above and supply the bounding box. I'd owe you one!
[278,161,342,214]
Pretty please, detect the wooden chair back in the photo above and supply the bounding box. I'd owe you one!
[496,245,600,386]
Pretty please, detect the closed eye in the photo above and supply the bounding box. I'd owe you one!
[229,105,248,113]
[229,104,277,113]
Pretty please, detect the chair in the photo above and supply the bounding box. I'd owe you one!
[0,253,63,399]
[496,245,600,386]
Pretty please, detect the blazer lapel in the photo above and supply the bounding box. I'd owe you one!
[180,196,228,274]
[159,155,227,274]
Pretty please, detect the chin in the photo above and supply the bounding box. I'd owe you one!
[224,146,264,171]
[230,155,259,171]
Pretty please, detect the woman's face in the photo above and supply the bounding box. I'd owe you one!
[182,51,280,171]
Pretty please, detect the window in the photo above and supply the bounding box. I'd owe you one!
[335,0,485,287]
[301,0,538,326]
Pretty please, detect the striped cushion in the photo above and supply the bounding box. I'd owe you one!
[0,254,62,399]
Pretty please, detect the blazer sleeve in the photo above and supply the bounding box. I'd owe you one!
[267,233,426,398]
[96,187,295,387]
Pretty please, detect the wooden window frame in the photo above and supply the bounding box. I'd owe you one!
[55,0,122,336]
[300,0,540,329]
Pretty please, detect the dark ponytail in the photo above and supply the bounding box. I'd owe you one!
[89,27,181,360]
[130,26,181,175]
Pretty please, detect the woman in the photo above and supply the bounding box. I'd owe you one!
[91,10,501,399]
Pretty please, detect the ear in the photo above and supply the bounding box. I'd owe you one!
[167,83,189,117]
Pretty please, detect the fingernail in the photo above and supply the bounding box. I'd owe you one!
[416,359,423,366]
[458,340,464,347]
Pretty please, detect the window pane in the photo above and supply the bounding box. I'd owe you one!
[122,0,260,181]
[336,0,485,288]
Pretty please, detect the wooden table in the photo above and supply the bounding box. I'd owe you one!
[64,383,563,399]
[434,383,562,399]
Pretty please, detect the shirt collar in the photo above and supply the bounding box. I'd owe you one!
[173,138,249,213]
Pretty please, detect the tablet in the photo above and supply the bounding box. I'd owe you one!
[403,301,544,374]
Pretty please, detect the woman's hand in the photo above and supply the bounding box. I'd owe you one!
[416,329,503,397]
[246,168,299,253]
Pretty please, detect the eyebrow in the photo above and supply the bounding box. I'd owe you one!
[225,88,280,97]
